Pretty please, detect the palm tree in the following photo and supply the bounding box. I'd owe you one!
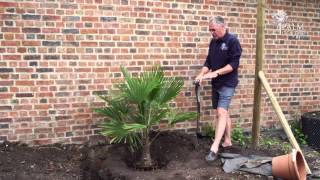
[94,65,196,169]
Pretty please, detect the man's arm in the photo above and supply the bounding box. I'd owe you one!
[202,64,233,79]
[228,38,242,70]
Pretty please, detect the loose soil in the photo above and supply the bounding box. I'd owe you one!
[0,130,319,180]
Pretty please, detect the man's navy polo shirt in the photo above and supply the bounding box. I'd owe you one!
[204,32,242,88]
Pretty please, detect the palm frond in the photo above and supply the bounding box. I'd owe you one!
[120,66,162,104]
[147,103,169,126]
[100,120,145,150]
[94,96,131,122]
[123,123,147,131]
[167,111,197,125]
[156,77,184,104]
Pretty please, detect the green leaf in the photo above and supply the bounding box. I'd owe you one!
[156,77,184,104]
[120,65,163,104]
[100,120,143,150]
[167,111,197,125]
[123,123,146,131]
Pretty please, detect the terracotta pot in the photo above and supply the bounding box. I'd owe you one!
[272,149,306,180]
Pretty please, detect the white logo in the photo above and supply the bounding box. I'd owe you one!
[272,10,305,39]
[220,43,228,51]
[272,10,288,26]
[272,10,288,33]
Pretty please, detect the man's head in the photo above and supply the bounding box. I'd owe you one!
[209,16,226,39]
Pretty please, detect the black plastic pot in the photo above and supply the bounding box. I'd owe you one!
[301,111,320,149]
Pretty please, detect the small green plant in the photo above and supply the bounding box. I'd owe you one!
[202,124,215,138]
[290,120,307,145]
[281,142,292,154]
[260,136,292,154]
[231,123,246,146]
[290,114,307,145]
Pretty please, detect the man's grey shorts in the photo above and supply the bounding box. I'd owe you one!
[212,86,235,110]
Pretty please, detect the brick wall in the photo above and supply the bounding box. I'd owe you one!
[0,0,319,145]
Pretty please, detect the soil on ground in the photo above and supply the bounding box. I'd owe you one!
[0,130,319,180]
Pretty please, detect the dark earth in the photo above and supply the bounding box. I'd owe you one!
[0,129,319,180]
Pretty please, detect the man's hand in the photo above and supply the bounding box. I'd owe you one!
[194,66,210,85]
[203,71,219,79]
[195,74,204,85]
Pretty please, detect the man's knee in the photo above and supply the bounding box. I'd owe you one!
[216,108,228,118]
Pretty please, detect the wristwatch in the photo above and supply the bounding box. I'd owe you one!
[216,70,220,76]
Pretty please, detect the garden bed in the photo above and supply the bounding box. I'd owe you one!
[0,130,319,180]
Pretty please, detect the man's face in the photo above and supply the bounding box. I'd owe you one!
[209,23,224,39]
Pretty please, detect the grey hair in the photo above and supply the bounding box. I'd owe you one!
[209,16,225,26]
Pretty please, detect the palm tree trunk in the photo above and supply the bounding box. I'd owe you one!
[135,135,155,169]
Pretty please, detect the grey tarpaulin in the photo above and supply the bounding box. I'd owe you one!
[220,153,273,176]
[312,170,320,179]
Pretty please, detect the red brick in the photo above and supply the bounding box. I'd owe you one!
[14,105,32,110]
[34,104,51,110]
[3,55,21,60]
[54,127,70,133]
[15,129,32,134]
[37,92,53,97]
[0,94,13,99]
[33,139,52,145]
[80,29,98,34]
[82,16,99,21]
[22,41,41,46]
[80,42,98,46]
[2,41,20,46]
[1,27,20,33]
[0,2,18,7]
[42,28,60,33]
[16,81,35,86]
[0,118,12,123]
[34,128,52,133]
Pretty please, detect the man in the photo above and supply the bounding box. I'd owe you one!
[195,16,242,162]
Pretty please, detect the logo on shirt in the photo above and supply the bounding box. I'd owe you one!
[220,43,228,51]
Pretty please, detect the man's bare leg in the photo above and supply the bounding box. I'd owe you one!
[222,112,232,147]
[210,107,228,153]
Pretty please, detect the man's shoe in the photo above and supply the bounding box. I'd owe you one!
[205,151,218,162]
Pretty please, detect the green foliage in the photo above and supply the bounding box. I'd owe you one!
[94,65,196,151]
[202,124,215,138]
[231,123,246,146]
[281,142,292,154]
[289,118,307,145]
[260,137,292,154]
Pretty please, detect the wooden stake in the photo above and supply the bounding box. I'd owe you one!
[258,71,312,174]
[252,0,265,147]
